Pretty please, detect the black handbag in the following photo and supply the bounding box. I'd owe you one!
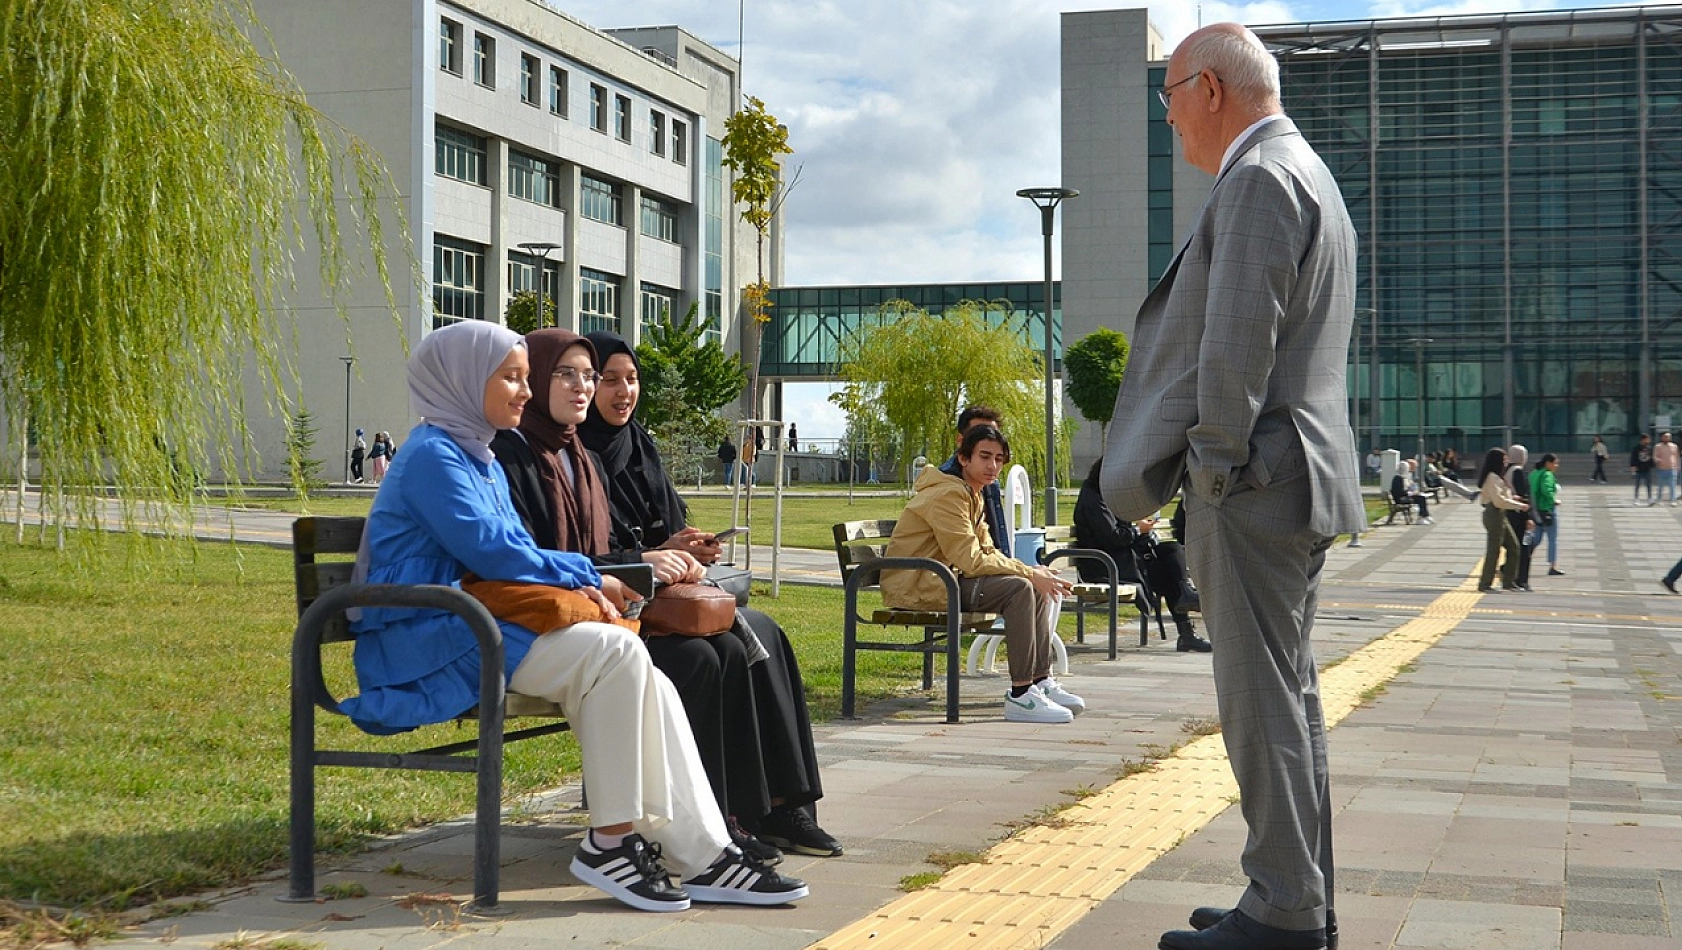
[705,564,752,607]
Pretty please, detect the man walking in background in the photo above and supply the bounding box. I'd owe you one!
[1102,22,1362,950]
[1655,432,1678,506]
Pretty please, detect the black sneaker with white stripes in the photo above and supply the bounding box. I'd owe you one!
[683,846,810,905]
[569,832,691,912]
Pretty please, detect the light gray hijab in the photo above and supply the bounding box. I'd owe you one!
[1506,443,1528,468]
[408,321,525,465]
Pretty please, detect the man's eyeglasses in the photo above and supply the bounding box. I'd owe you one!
[551,368,600,388]
[1157,72,1202,109]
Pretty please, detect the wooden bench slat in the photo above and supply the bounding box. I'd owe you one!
[870,609,998,628]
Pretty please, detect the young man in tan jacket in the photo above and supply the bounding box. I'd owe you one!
[882,425,1084,723]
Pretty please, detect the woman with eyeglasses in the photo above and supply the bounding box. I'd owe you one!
[489,328,817,870]
[345,321,804,913]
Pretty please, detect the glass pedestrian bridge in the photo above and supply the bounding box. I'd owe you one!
[763,281,1062,380]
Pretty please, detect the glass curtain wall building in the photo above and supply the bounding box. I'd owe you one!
[1256,8,1682,454]
[762,282,1061,379]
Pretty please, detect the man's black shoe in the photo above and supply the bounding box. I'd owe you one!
[1663,577,1678,594]
[1176,635,1213,653]
[727,815,783,866]
[1159,909,1325,950]
[756,805,843,857]
[1189,906,1231,930]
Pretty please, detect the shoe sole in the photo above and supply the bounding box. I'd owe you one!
[569,855,691,912]
[686,882,810,905]
[1004,711,1074,723]
[759,836,843,857]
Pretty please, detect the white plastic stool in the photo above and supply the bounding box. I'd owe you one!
[965,600,1070,676]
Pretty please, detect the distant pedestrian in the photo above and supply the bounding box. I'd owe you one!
[1656,432,1679,506]
[1530,453,1562,576]
[1590,435,1609,483]
[1478,447,1529,593]
[717,436,739,486]
[787,423,798,452]
[369,430,392,482]
[1505,444,1535,591]
[1365,448,1381,482]
[350,428,367,483]
[1630,434,1655,505]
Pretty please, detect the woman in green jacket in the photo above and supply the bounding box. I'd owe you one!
[1530,453,1562,576]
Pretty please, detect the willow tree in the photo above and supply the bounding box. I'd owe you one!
[0,0,402,539]
[835,300,1065,487]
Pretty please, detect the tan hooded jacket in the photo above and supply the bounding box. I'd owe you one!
[881,464,1034,610]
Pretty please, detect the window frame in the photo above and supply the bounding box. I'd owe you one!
[472,32,495,88]
[650,110,666,156]
[589,83,607,133]
[580,174,623,226]
[519,53,539,106]
[672,119,687,165]
[435,123,488,186]
[614,94,632,142]
[439,18,462,75]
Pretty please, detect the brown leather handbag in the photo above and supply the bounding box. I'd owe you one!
[639,582,736,636]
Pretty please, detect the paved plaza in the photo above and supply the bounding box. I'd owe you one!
[25,480,1679,950]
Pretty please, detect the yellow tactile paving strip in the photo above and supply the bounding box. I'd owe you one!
[806,569,1486,950]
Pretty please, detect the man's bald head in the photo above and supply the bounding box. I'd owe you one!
[1163,23,1284,174]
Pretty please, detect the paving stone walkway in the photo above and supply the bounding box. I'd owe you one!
[42,480,1682,949]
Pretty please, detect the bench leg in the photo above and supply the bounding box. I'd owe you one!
[921,630,935,691]
[841,611,859,719]
[945,623,961,724]
[471,714,506,913]
[283,696,317,902]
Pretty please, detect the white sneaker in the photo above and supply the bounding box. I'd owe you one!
[1419,517,1433,525]
[1003,686,1074,724]
[1035,677,1086,715]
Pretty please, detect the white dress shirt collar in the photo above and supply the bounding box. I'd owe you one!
[1219,113,1286,176]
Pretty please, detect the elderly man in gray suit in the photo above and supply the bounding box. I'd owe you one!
[1101,22,1363,950]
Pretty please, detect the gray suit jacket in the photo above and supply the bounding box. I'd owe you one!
[1101,118,1364,537]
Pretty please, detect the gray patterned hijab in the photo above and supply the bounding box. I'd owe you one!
[408,321,525,464]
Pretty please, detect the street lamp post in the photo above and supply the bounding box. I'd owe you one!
[1355,308,1379,455]
[339,356,356,484]
[1017,186,1078,527]
[516,242,562,328]
[1406,337,1433,471]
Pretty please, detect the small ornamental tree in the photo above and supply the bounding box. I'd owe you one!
[504,290,555,335]
[721,96,795,426]
[636,304,747,480]
[1064,328,1132,439]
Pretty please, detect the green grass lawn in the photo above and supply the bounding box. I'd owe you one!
[0,534,922,910]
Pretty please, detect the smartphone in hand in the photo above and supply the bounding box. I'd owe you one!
[710,527,744,542]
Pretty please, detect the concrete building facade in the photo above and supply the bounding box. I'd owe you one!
[246,0,773,479]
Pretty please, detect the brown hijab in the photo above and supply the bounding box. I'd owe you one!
[517,328,611,555]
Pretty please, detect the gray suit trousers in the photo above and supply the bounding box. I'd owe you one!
[1183,474,1333,932]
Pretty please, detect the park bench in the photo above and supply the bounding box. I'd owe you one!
[832,519,997,723]
[1041,525,1150,653]
[1384,492,1416,525]
[285,515,649,912]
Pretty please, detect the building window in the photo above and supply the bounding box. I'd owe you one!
[435,124,487,185]
[508,251,559,320]
[640,195,678,242]
[589,84,606,132]
[580,174,622,225]
[704,136,723,341]
[549,65,567,116]
[508,150,560,208]
[439,18,462,75]
[519,54,539,106]
[433,235,484,328]
[640,283,676,332]
[473,33,494,87]
[615,95,631,142]
[650,111,666,156]
[579,268,620,335]
[672,119,687,165]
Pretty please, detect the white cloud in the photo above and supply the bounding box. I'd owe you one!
[549,0,1644,295]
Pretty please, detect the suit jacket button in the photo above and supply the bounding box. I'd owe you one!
[1211,474,1225,498]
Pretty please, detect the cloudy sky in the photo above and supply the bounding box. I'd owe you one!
[548,0,1658,438]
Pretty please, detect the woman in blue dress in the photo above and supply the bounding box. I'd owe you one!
[343,321,805,911]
